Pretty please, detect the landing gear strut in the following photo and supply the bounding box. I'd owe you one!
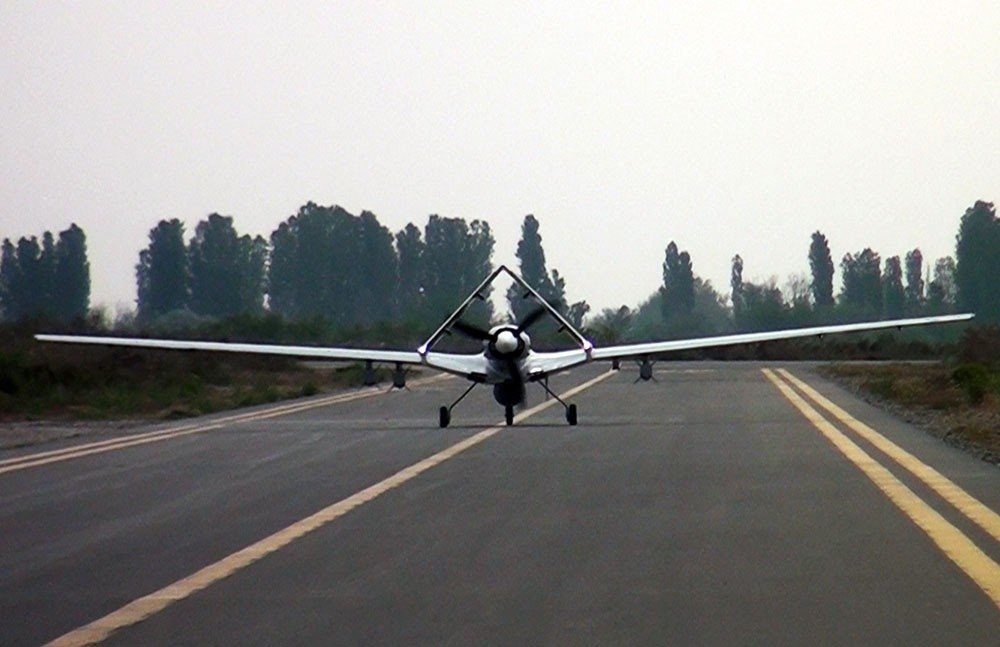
[439,382,478,428]
[363,360,378,386]
[538,379,578,426]
[392,363,408,390]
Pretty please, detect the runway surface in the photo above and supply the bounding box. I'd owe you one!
[1,363,998,645]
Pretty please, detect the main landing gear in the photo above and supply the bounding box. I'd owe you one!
[537,379,578,426]
[439,382,478,428]
[438,381,579,427]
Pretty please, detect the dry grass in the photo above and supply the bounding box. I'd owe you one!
[821,362,999,464]
[0,339,394,422]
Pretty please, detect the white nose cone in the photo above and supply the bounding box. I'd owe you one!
[495,330,519,354]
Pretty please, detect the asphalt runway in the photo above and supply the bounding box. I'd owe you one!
[1,363,998,645]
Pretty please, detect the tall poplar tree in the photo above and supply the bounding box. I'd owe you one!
[355,211,398,325]
[840,248,882,316]
[882,256,905,319]
[38,232,57,317]
[136,219,189,321]
[904,248,924,314]
[661,241,695,322]
[0,239,21,321]
[266,203,397,325]
[808,231,835,308]
[507,215,566,321]
[52,224,90,321]
[394,223,427,322]
[189,214,266,317]
[267,218,298,318]
[423,215,494,326]
[14,237,44,319]
[955,200,999,322]
[927,256,957,314]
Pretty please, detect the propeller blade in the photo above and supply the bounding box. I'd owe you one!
[452,320,492,341]
[516,306,548,333]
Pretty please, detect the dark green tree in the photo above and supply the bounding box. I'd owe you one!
[423,215,494,326]
[394,223,427,322]
[189,214,266,317]
[882,256,905,319]
[136,219,189,321]
[808,231,835,307]
[52,224,90,321]
[927,256,957,314]
[565,300,590,331]
[588,305,633,343]
[955,200,999,322]
[14,237,44,319]
[0,239,21,320]
[266,203,341,321]
[840,248,882,316]
[507,215,565,321]
[904,248,924,314]
[355,211,398,325]
[241,235,268,316]
[740,280,787,331]
[267,218,298,317]
[266,203,396,326]
[38,231,57,317]
[547,268,588,335]
[661,241,695,322]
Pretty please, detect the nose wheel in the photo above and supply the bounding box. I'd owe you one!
[505,405,514,426]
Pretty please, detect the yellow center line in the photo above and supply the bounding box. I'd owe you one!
[44,369,616,647]
[762,369,1000,611]
[0,373,452,476]
[776,368,1000,545]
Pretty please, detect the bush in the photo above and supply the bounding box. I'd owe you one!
[951,364,993,404]
[957,325,1000,367]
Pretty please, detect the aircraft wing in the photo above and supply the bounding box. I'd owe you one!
[589,313,974,361]
[523,349,591,378]
[34,334,424,365]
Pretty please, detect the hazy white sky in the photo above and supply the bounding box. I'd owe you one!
[2,2,998,316]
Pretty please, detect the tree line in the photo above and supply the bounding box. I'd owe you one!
[2,200,997,342]
[589,200,998,340]
[133,204,497,332]
[0,225,90,323]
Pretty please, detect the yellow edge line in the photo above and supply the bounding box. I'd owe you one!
[762,369,1000,610]
[0,373,452,476]
[45,370,616,646]
[776,368,1000,545]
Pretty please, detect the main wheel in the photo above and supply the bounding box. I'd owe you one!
[505,405,514,426]
[439,406,451,428]
[566,403,578,426]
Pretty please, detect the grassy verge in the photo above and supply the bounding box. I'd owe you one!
[0,337,395,422]
[819,362,1000,465]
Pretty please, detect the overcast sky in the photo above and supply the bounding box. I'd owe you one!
[2,2,998,317]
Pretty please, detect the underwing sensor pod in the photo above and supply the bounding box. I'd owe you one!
[36,265,973,428]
